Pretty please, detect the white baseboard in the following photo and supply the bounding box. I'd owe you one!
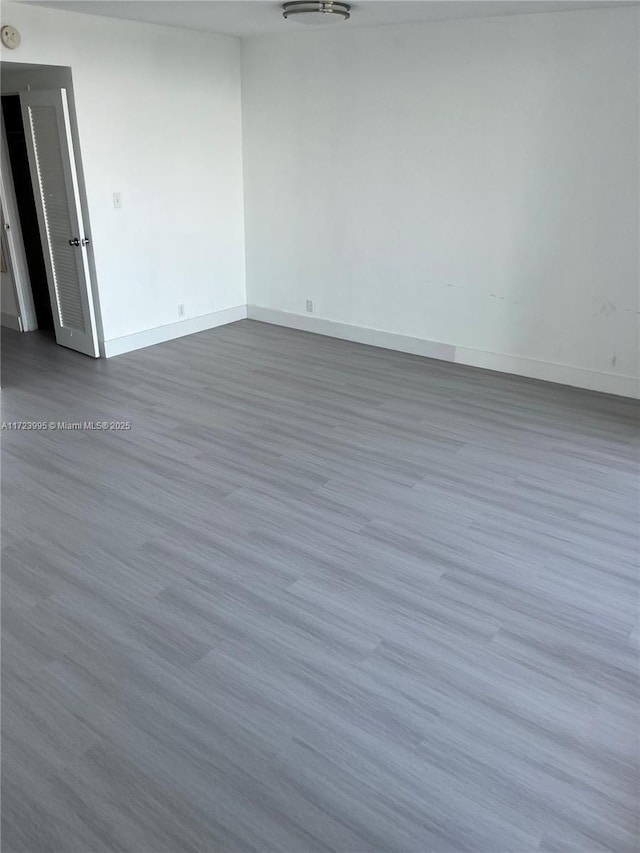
[454,347,639,399]
[100,305,247,358]
[1,312,22,331]
[247,306,639,399]
[247,305,456,362]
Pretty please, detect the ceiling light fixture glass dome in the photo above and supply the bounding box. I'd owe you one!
[282,2,351,25]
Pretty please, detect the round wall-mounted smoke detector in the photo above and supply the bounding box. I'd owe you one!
[1,24,21,49]
[282,2,351,25]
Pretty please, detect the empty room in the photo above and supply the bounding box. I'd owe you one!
[1,0,638,851]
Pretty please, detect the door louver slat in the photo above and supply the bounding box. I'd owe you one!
[28,105,85,333]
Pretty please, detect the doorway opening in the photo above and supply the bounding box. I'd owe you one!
[2,94,54,332]
[0,61,101,358]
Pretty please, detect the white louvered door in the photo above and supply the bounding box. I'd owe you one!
[20,89,98,357]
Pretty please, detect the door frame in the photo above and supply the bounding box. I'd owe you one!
[0,112,37,331]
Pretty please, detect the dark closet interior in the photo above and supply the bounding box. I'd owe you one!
[2,94,54,331]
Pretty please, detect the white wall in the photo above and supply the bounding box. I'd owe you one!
[242,7,639,396]
[1,232,20,328]
[1,262,19,317]
[2,1,246,348]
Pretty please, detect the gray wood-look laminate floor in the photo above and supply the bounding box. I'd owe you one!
[1,320,638,853]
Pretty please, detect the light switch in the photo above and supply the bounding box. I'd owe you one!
[113,192,122,209]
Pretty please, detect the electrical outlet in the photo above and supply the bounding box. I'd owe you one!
[306,299,314,313]
[112,192,122,209]
[177,304,185,318]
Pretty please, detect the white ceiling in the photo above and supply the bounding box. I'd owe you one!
[19,0,638,38]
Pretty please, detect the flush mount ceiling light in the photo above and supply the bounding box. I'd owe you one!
[282,2,351,25]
